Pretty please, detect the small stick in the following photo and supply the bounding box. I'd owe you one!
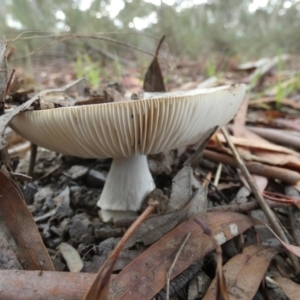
[83,200,158,300]
[203,150,300,185]
[221,127,300,272]
[194,217,229,300]
[28,143,37,177]
[213,163,223,186]
[207,199,291,213]
[166,232,191,300]
[202,172,212,188]
[221,128,288,242]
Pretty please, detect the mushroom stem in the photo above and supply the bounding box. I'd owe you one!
[97,155,155,222]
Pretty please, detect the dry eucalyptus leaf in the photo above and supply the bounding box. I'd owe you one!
[271,276,300,300]
[0,171,54,270]
[111,212,258,300]
[143,36,166,93]
[125,187,206,247]
[168,165,204,213]
[59,242,83,272]
[203,245,278,300]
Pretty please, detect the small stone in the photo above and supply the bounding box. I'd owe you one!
[95,226,124,240]
[34,186,54,204]
[97,237,119,255]
[84,255,105,273]
[69,219,89,238]
[52,258,66,271]
[66,165,88,179]
[86,169,106,187]
[55,206,73,220]
[23,182,38,205]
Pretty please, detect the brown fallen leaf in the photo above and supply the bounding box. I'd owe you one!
[271,276,300,300]
[110,212,258,300]
[240,174,268,194]
[203,149,300,185]
[203,245,278,300]
[247,126,300,150]
[215,132,300,157]
[236,128,300,171]
[0,171,54,270]
[143,35,166,92]
[232,96,249,137]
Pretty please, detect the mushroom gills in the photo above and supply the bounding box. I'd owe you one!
[97,155,155,222]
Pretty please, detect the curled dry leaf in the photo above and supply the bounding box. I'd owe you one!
[265,223,300,257]
[0,171,54,270]
[271,276,300,300]
[168,165,204,213]
[215,132,300,157]
[110,212,258,300]
[143,35,166,93]
[203,245,278,300]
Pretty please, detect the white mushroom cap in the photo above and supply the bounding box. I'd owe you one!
[10,84,246,222]
[10,84,246,158]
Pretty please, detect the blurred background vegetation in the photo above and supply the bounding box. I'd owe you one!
[1,0,300,80]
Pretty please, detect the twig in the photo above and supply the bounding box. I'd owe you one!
[221,128,287,238]
[28,143,37,177]
[166,232,191,300]
[194,217,229,300]
[285,187,300,246]
[247,126,300,150]
[221,127,300,271]
[207,199,291,213]
[203,149,300,185]
[83,199,158,299]
[213,163,222,186]
[9,33,159,60]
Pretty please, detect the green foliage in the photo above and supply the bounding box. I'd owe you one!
[72,52,101,89]
[275,76,300,110]
[3,0,300,61]
[274,54,300,110]
[205,58,217,78]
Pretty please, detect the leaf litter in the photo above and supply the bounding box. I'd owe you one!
[1,37,300,300]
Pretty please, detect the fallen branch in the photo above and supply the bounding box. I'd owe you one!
[203,149,300,185]
[0,270,95,300]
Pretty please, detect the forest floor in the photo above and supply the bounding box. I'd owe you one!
[2,44,300,299]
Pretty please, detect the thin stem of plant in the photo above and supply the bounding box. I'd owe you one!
[9,33,158,60]
[166,232,191,300]
[221,127,288,242]
[213,163,223,186]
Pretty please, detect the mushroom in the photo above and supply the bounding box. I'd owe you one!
[10,84,246,221]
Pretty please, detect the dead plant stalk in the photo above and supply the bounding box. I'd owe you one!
[221,128,288,243]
